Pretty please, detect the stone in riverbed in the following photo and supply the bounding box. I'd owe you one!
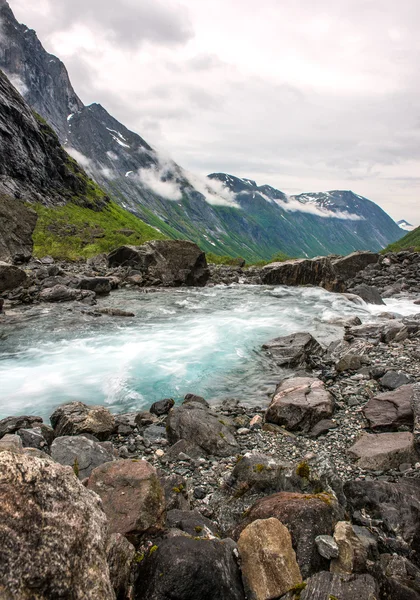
[237,518,302,600]
[363,384,415,431]
[134,536,245,600]
[50,401,115,441]
[348,432,416,470]
[379,370,412,390]
[0,261,28,293]
[0,451,114,599]
[78,276,112,295]
[51,435,115,479]
[166,402,239,457]
[262,332,325,369]
[0,415,43,438]
[348,284,385,305]
[150,397,175,416]
[87,458,165,545]
[39,284,96,304]
[265,377,334,433]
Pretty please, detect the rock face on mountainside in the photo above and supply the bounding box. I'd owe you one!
[0,1,404,261]
[0,194,37,263]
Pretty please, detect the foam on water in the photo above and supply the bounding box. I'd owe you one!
[0,285,418,419]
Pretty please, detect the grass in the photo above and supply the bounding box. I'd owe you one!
[384,226,420,252]
[247,251,292,267]
[32,201,166,261]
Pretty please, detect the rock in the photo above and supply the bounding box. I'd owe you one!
[0,194,37,263]
[50,401,115,441]
[336,353,363,372]
[160,474,190,511]
[166,403,239,457]
[183,393,210,408]
[51,435,115,479]
[227,452,288,493]
[134,536,245,600]
[372,554,420,600]
[382,321,409,344]
[39,284,96,303]
[108,240,210,287]
[315,535,339,559]
[330,521,368,574]
[134,411,158,428]
[262,332,325,368]
[150,398,175,416]
[114,412,138,434]
[363,385,415,431]
[332,251,379,281]
[412,384,420,453]
[0,414,43,438]
[348,432,417,470]
[97,307,135,317]
[250,414,263,429]
[238,518,302,600]
[261,256,338,290]
[380,370,412,390]
[166,509,220,538]
[0,451,114,598]
[309,419,337,438]
[166,438,203,461]
[282,572,379,600]
[143,424,167,442]
[0,434,23,453]
[87,459,165,545]
[0,261,27,292]
[16,427,49,450]
[349,284,385,305]
[106,533,136,600]
[265,377,334,433]
[234,491,339,578]
[344,479,420,563]
[78,276,112,294]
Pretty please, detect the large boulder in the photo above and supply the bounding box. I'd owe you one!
[344,479,420,565]
[261,256,338,289]
[0,194,37,264]
[265,377,334,433]
[87,459,165,545]
[0,261,28,293]
[108,240,210,287]
[348,284,385,305]
[363,384,415,431]
[134,536,245,600]
[0,451,115,599]
[234,491,340,578]
[50,401,115,441]
[237,518,302,600]
[348,432,417,470]
[0,415,43,438]
[262,332,324,369]
[39,284,96,303]
[78,276,112,295]
[332,251,379,282]
[282,572,379,600]
[166,402,239,457]
[51,435,115,479]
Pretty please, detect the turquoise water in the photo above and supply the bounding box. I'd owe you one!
[0,285,417,420]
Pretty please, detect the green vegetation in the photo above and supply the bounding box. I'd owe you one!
[289,582,307,599]
[296,461,310,479]
[253,464,266,473]
[32,201,166,260]
[206,253,245,266]
[247,251,291,267]
[384,226,420,252]
[73,458,79,478]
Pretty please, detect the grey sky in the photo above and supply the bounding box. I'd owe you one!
[10,0,420,224]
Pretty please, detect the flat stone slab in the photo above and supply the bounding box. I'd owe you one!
[348,432,416,470]
[363,384,414,431]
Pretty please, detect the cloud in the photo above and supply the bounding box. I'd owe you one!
[136,153,183,201]
[185,172,239,207]
[4,71,28,96]
[280,196,363,220]
[66,147,92,170]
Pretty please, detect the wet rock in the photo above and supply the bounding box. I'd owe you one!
[363,385,415,431]
[348,432,417,470]
[0,415,43,438]
[344,479,420,564]
[108,240,210,287]
[134,536,245,600]
[50,401,115,441]
[78,276,112,295]
[282,572,379,600]
[0,194,37,264]
[51,435,115,479]
[166,403,239,457]
[150,398,175,416]
[238,518,302,600]
[0,261,28,293]
[106,533,136,600]
[39,284,96,303]
[87,459,165,545]
[234,491,339,578]
[265,377,334,433]
[315,535,339,559]
[380,370,412,390]
[330,521,368,574]
[0,451,114,599]
[97,307,135,317]
[262,332,325,369]
[348,284,385,305]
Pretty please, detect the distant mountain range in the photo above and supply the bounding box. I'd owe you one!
[0,1,404,260]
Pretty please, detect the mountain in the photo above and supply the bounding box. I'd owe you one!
[0,65,168,260]
[397,219,415,232]
[385,226,420,252]
[0,1,404,260]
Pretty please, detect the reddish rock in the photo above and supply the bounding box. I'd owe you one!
[363,384,414,431]
[348,432,417,470]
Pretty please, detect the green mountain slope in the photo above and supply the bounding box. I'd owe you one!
[385,226,420,252]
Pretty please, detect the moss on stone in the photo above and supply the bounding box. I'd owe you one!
[296,461,310,479]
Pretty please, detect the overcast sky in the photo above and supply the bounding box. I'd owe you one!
[10,0,420,224]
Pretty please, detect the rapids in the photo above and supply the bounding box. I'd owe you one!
[0,285,418,420]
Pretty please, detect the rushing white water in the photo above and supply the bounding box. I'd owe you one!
[0,285,418,420]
